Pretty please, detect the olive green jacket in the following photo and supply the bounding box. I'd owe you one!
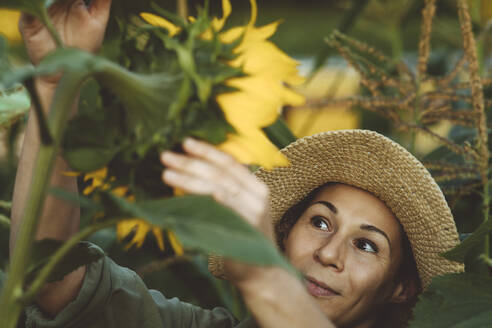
[18,244,257,328]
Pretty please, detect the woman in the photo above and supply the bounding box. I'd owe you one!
[11,1,462,327]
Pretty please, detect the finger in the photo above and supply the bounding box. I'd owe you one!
[161,151,246,199]
[162,169,215,196]
[89,0,112,24]
[162,169,265,223]
[161,151,228,183]
[182,138,264,193]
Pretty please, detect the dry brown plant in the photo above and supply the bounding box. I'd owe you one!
[307,0,490,203]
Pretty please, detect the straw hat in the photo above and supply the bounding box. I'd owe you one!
[209,129,464,289]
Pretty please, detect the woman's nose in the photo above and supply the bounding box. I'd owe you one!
[313,235,345,272]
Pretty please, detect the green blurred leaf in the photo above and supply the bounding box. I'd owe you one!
[0,0,69,17]
[263,117,296,149]
[0,87,30,129]
[0,214,9,270]
[49,187,102,210]
[106,194,293,271]
[443,215,492,263]
[0,37,30,129]
[410,273,492,328]
[0,268,5,287]
[26,240,104,284]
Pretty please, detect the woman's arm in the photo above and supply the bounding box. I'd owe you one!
[10,0,111,316]
[161,139,336,328]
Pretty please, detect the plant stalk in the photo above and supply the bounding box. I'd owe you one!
[177,0,188,19]
[0,72,85,328]
[40,8,63,48]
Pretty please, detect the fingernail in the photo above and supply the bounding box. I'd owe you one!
[184,138,199,148]
[163,169,179,181]
[161,151,175,163]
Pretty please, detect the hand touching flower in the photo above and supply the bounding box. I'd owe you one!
[161,138,273,241]
[161,138,275,284]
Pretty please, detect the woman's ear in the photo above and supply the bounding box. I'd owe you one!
[390,279,418,304]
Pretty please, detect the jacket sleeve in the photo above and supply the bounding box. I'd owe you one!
[25,244,237,328]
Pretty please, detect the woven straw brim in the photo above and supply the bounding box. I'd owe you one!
[209,130,464,289]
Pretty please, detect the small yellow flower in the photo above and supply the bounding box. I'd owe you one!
[141,0,305,169]
[0,10,21,42]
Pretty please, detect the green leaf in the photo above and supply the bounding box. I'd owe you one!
[410,273,492,328]
[0,37,30,129]
[26,240,104,284]
[106,194,293,271]
[0,269,5,289]
[0,214,9,270]
[0,87,30,129]
[49,187,102,210]
[443,217,492,263]
[263,118,297,149]
[0,0,68,17]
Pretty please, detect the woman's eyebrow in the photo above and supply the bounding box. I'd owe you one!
[313,201,338,214]
[360,224,391,248]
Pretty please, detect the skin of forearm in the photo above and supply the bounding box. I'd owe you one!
[237,267,336,328]
[10,80,85,316]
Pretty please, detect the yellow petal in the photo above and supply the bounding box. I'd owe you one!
[83,167,108,182]
[112,186,129,198]
[173,187,187,196]
[219,129,289,169]
[211,0,232,31]
[152,226,166,251]
[83,167,109,195]
[62,171,81,177]
[140,13,181,37]
[167,230,184,256]
[116,219,150,250]
[217,76,304,133]
[248,0,258,26]
[0,10,21,42]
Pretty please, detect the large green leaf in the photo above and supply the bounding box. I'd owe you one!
[107,194,293,271]
[443,216,492,263]
[410,273,492,328]
[263,117,296,149]
[26,240,104,283]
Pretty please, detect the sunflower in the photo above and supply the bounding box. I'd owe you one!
[82,167,184,255]
[141,0,305,169]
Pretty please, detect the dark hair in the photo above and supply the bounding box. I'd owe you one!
[275,182,422,328]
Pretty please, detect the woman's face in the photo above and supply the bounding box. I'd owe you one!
[284,184,406,328]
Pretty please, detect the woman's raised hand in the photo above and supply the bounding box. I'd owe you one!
[20,0,112,83]
[161,138,274,243]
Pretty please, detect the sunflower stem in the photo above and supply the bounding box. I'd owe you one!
[40,7,63,48]
[0,72,85,328]
[177,0,188,19]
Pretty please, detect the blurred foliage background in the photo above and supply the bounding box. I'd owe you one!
[1,0,492,321]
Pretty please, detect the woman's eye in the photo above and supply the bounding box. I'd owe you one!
[310,216,330,231]
[355,239,378,253]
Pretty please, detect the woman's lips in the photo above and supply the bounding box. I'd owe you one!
[304,276,340,298]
